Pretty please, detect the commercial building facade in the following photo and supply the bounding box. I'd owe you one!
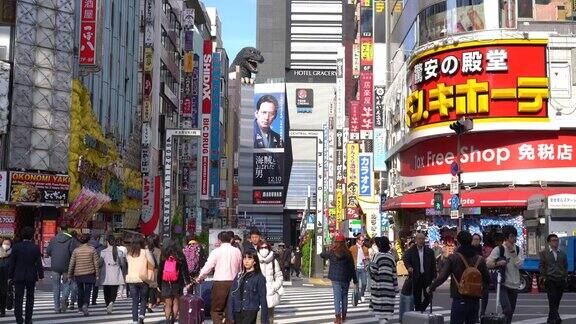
[380,1,576,268]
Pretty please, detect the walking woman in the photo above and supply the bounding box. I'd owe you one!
[0,238,11,317]
[157,238,189,323]
[320,232,358,324]
[291,246,302,278]
[257,242,283,323]
[227,251,268,324]
[68,233,100,316]
[369,237,398,324]
[126,237,155,324]
[146,235,161,313]
[99,235,126,314]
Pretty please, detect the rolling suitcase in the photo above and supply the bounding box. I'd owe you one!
[179,284,205,324]
[402,295,444,324]
[481,272,506,324]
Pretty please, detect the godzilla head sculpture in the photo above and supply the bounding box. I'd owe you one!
[229,47,265,84]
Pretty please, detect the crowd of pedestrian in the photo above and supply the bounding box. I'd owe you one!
[0,221,567,324]
[320,224,568,324]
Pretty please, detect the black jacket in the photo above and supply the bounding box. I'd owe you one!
[403,245,437,284]
[9,240,44,283]
[540,248,568,281]
[321,249,358,285]
[429,246,490,299]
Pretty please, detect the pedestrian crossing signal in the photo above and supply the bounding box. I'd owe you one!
[434,192,443,211]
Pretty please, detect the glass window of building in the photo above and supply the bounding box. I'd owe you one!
[518,0,573,21]
[0,26,13,62]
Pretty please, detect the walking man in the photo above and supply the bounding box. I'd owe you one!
[349,234,369,302]
[403,232,436,311]
[428,231,490,324]
[540,234,567,324]
[243,228,263,254]
[487,225,524,324]
[196,231,242,324]
[9,227,44,324]
[45,223,78,313]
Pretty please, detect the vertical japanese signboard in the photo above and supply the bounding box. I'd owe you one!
[210,52,222,201]
[180,9,195,127]
[192,54,200,128]
[374,86,385,127]
[359,0,374,139]
[349,101,360,140]
[346,143,359,219]
[79,0,99,66]
[373,128,387,171]
[359,153,373,196]
[201,40,213,200]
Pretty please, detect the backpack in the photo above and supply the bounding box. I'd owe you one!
[183,244,201,275]
[162,256,179,282]
[454,253,483,298]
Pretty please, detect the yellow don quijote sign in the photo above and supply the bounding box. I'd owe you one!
[405,40,549,130]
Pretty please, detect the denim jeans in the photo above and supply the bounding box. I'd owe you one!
[129,283,149,322]
[500,286,519,324]
[450,297,480,324]
[332,281,350,316]
[51,272,70,311]
[356,268,368,298]
[399,293,414,322]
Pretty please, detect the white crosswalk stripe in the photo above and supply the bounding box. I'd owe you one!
[275,286,450,324]
[0,289,167,324]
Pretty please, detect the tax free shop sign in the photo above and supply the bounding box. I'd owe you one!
[400,131,576,191]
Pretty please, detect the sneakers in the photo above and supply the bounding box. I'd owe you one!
[69,303,75,310]
[106,302,114,314]
[138,315,145,324]
[146,307,153,313]
[360,296,366,303]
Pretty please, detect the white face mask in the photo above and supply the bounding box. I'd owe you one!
[2,244,10,250]
[259,249,270,257]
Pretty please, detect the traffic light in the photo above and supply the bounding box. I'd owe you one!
[449,117,474,135]
[434,192,443,212]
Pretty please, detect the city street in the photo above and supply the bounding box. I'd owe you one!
[1,277,576,323]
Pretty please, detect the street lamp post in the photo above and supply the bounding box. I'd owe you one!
[449,118,473,232]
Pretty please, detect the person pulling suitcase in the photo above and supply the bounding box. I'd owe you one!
[427,231,491,324]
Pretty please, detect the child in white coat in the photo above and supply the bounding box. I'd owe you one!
[257,242,284,323]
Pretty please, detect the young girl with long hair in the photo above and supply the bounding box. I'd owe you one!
[321,233,358,324]
[227,251,268,324]
[125,237,155,324]
[99,235,126,314]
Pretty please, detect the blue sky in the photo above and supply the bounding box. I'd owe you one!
[204,0,256,60]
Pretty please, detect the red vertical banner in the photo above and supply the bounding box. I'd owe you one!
[201,40,213,200]
[359,35,373,139]
[349,100,360,139]
[79,0,98,66]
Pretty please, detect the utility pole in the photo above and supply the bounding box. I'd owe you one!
[449,117,473,232]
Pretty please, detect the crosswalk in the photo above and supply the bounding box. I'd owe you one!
[3,283,575,323]
[275,286,451,324]
[0,288,167,324]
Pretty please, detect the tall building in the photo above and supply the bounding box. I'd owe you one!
[0,0,75,243]
[254,0,343,244]
[380,0,576,271]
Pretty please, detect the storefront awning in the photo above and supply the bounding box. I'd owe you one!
[384,187,576,210]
